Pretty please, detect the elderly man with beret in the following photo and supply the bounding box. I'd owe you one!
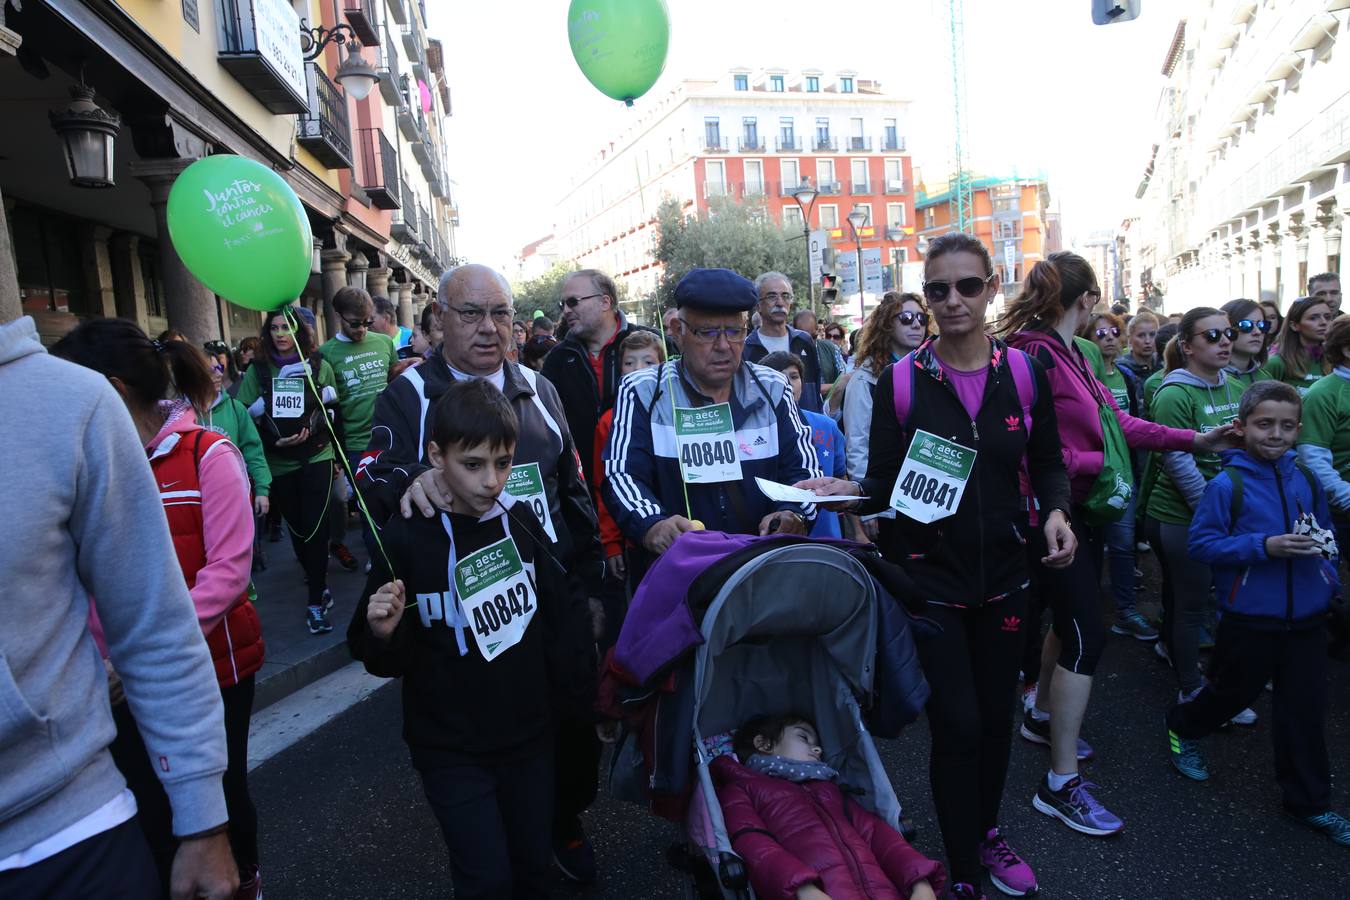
[602,268,822,573]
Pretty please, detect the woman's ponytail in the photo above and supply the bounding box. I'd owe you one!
[52,318,215,413]
[159,338,217,412]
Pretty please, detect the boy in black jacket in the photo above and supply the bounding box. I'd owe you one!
[348,379,596,898]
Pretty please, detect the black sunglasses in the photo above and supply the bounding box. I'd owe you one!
[563,292,605,309]
[1233,319,1272,334]
[897,310,929,327]
[343,317,376,329]
[922,275,993,303]
[1094,326,1121,339]
[1190,327,1237,344]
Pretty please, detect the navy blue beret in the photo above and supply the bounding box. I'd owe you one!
[291,305,317,329]
[673,268,757,312]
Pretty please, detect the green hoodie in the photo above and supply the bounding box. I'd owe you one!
[1264,352,1325,396]
[1223,358,1272,392]
[206,392,271,497]
[1143,368,1242,524]
[1142,367,1165,418]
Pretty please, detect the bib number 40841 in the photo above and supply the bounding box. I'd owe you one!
[896,469,958,513]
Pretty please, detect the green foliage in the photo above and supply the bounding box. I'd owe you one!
[652,198,809,311]
[511,260,632,323]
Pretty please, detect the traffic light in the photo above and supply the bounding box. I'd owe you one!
[821,273,839,306]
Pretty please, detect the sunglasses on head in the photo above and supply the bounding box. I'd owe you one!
[922,275,993,303]
[1094,326,1120,339]
[1190,327,1237,344]
[1233,319,1271,334]
[897,310,929,327]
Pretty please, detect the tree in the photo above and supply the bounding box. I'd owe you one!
[652,197,809,311]
[512,260,633,324]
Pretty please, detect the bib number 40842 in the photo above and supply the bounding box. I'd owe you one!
[471,580,535,640]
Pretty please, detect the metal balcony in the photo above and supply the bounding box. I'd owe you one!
[813,136,837,152]
[776,136,802,152]
[396,82,420,141]
[296,63,353,170]
[850,181,872,195]
[391,177,420,242]
[400,13,421,55]
[740,181,767,198]
[704,182,730,198]
[417,201,432,255]
[848,136,873,152]
[216,0,308,114]
[357,128,400,209]
[343,0,379,45]
[410,120,434,170]
[780,180,808,196]
[818,180,841,195]
[737,137,765,153]
[882,135,906,151]
[378,25,403,105]
[704,137,729,153]
[386,0,407,26]
[884,179,907,194]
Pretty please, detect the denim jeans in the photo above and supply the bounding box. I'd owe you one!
[1103,493,1138,615]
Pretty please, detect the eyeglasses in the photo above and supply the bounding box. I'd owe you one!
[210,364,225,375]
[1233,319,1271,334]
[1094,326,1121,339]
[562,293,604,309]
[761,291,794,303]
[826,330,845,340]
[681,322,748,344]
[342,317,375,329]
[1190,327,1237,344]
[897,311,929,327]
[922,275,994,303]
[445,305,515,325]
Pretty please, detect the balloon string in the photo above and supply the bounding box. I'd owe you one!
[282,308,401,594]
[665,361,694,521]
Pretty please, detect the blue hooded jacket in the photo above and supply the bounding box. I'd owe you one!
[1188,449,1340,627]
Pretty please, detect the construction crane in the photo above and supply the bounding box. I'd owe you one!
[946,0,974,233]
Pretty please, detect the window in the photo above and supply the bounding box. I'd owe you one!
[12,202,88,316]
[924,207,936,229]
[779,117,795,149]
[815,117,831,149]
[781,159,800,190]
[840,76,854,93]
[895,247,909,265]
[744,160,764,195]
[783,205,803,228]
[884,159,903,192]
[851,159,869,192]
[818,159,835,190]
[851,203,872,226]
[887,203,906,229]
[883,118,899,149]
[770,74,785,92]
[849,117,866,151]
[742,117,759,149]
[705,160,726,196]
[806,76,820,92]
[819,204,839,229]
[704,117,722,150]
[733,73,748,91]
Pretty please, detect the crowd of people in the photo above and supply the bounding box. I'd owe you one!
[2,243,1348,900]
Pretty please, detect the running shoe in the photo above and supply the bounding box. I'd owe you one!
[978,827,1037,896]
[1111,611,1159,641]
[552,817,597,884]
[1032,775,1123,836]
[949,884,987,900]
[1229,707,1257,726]
[330,541,359,572]
[1295,810,1350,847]
[1136,541,1151,553]
[1167,722,1209,781]
[306,605,332,635]
[321,587,334,613]
[1019,709,1095,762]
[1153,640,1171,664]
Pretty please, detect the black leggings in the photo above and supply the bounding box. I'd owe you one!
[1027,513,1107,676]
[270,458,332,606]
[109,675,259,895]
[918,591,1028,887]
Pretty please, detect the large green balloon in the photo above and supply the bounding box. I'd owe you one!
[166,155,313,312]
[567,0,670,107]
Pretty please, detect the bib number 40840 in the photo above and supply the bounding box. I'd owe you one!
[680,439,736,469]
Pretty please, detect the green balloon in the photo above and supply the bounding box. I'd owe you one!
[166,155,313,312]
[567,0,670,107]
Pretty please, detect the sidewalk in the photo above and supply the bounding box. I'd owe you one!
[251,522,373,711]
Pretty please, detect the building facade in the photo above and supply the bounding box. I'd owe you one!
[551,69,916,317]
[1130,1,1350,313]
[0,0,455,346]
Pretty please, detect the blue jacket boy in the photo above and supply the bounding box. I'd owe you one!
[1188,448,1340,627]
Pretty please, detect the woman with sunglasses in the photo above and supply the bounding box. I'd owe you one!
[1002,254,1222,843]
[800,233,1075,899]
[842,292,931,541]
[1220,299,1274,389]
[1259,299,1284,352]
[1267,297,1334,396]
[234,309,342,635]
[1143,308,1246,710]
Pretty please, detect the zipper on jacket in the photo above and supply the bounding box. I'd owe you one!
[801,784,875,899]
[1272,461,1294,623]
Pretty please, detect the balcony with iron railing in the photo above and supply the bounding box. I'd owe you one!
[216,0,308,114]
[847,136,873,152]
[818,180,841,195]
[703,136,729,153]
[411,120,435,172]
[357,128,400,209]
[881,134,906,152]
[297,63,353,169]
[884,179,907,194]
[378,24,404,105]
[343,0,379,45]
[703,181,730,199]
[850,180,872,195]
[386,0,407,26]
[391,177,420,242]
[737,137,765,153]
[813,135,837,152]
[396,78,421,141]
[401,15,427,78]
[775,136,802,152]
[780,180,810,196]
[739,181,768,198]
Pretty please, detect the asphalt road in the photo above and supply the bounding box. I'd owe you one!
[254,560,1350,899]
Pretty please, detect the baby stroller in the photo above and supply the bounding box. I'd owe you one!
[667,541,909,900]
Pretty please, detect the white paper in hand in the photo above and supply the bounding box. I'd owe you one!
[754,477,867,505]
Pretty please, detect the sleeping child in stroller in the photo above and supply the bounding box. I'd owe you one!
[712,714,945,900]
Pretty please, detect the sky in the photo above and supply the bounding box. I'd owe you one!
[428,1,1180,272]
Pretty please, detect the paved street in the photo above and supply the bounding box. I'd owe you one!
[249,550,1350,899]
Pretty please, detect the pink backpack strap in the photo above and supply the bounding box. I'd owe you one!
[890,352,918,428]
[1008,348,1036,435]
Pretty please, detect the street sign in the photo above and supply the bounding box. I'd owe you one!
[862,247,883,293]
[808,229,827,285]
[838,247,883,296]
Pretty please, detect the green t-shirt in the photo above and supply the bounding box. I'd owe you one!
[1144,376,1243,524]
[1074,336,1107,381]
[1299,372,1350,482]
[234,357,338,475]
[1142,368,1166,419]
[1101,366,1129,411]
[1264,353,1324,396]
[1223,360,1272,393]
[318,333,398,451]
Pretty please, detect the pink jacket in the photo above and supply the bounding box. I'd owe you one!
[711,756,945,900]
[1007,328,1194,504]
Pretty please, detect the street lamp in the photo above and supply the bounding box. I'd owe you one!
[847,208,868,325]
[792,178,818,314]
[48,77,121,189]
[299,20,379,101]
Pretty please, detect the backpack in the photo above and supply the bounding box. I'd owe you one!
[255,356,332,460]
[1222,462,1318,523]
[890,346,1037,435]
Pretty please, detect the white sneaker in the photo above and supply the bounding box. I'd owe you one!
[1136,541,1152,553]
[1229,707,1257,726]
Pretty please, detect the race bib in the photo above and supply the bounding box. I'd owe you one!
[674,403,742,484]
[503,462,556,542]
[271,377,305,419]
[889,429,977,524]
[453,535,538,662]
